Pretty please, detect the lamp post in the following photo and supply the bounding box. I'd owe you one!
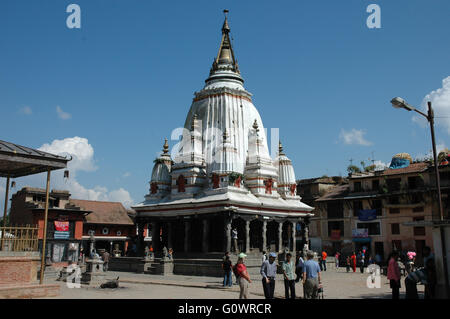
[391,96,449,297]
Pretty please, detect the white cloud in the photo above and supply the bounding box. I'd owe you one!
[122,172,131,178]
[339,128,373,146]
[39,136,97,172]
[19,106,32,115]
[413,76,450,134]
[0,137,134,209]
[56,105,72,120]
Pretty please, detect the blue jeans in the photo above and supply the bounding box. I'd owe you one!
[223,271,232,287]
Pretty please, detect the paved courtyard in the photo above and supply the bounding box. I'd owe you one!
[40,265,425,299]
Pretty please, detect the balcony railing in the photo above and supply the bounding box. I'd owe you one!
[0,225,39,252]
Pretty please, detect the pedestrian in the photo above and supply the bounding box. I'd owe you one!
[222,255,233,288]
[302,250,322,299]
[346,256,351,273]
[387,251,401,299]
[335,252,340,271]
[260,252,277,299]
[102,250,110,271]
[318,255,323,271]
[351,252,357,272]
[422,246,434,267]
[295,252,304,282]
[321,250,327,271]
[223,251,230,262]
[360,253,365,273]
[424,258,437,299]
[261,251,267,264]
[368,256,375,266]
[233,253,251,299]
[282,253,296,299]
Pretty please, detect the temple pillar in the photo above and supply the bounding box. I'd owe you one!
[245,220,250,253]
[224,218,231,253]
[136,220,145,256]
[278,222,283,253]
[202,219,209,253]
[151,222,159,252]
[184,220,191,252]
[292,221,296,255]
[262,220,267,252]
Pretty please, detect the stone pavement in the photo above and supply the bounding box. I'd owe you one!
[40,265,425,299]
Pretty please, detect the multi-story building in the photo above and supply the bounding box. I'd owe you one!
[9,187,89,265]
[296,176,348,252]
[309,153,450,264]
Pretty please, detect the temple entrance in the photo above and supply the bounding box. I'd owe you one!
[191,218,203,252]
[249,219,263,252]
[282,221,293,251]
[209,215,224,252]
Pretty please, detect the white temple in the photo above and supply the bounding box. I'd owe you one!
[132,12,313,256]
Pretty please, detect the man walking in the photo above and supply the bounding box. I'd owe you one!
[260,252,277,299]
[335,252,340,271]
[234,253,251,299]
[282,253,296,299]
[321,250,327,271]
[302,250,322,299]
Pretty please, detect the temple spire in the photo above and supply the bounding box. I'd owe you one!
[279,140,285,156]
[211,10,239,74]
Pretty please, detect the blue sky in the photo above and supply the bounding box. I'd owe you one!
[1,0,449,208]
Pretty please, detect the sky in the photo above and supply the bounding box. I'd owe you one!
[0,0,449,210]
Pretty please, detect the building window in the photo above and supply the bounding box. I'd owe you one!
[388,196,400,205]
[390,208,400,214]
[413,216,425,236]
[372,199,382,216]
[408,176,424,189]
[353,201,363,217]
[386,178,401,192]
[372,179,380,191]
[354,181,362,192]
[328,221,344,237]
[412,206,424,213]
[411,193,423,204]
[391,223,400,235]
[327,201,344,219]
[357,222,381,236]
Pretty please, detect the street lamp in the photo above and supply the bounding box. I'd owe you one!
[391,96,449,297]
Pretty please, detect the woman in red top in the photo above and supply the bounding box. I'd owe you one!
[351,252,357,272]
[387,251,401,299]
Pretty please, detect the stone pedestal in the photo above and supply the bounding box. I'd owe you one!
[81,259,106,287]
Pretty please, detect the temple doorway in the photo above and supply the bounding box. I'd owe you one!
[249,219,263,252]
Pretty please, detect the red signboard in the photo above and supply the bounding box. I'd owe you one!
[54,221,69,231]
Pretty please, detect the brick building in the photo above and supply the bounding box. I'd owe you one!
[70,199,135,257]
[9,187,89,265]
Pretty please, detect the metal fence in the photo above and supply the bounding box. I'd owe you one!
[0,225,39,252]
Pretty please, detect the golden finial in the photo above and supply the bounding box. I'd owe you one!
[162,138,169,154]
[279,140,285,156]
[222,10,230,33]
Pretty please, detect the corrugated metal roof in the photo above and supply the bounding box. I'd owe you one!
[0,140,70,178]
